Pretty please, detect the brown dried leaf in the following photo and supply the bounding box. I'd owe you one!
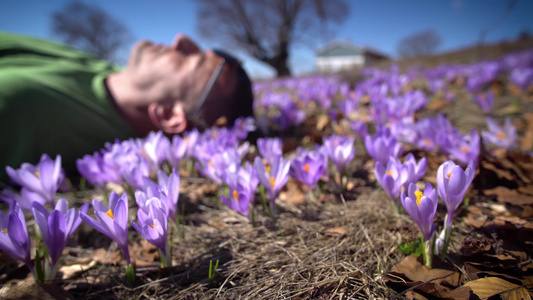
[131,240,161,267]
[404,290,429,299]
[316,114,330,131]
[0,279,73,300]
[463,277,531,300]
[522,206,533,218]
[93,247,123,265]
[482,160,515,181]
[495,104,521,116]
[278,178,307,205]
[389,255,462,287]
[465,207,533,230]
[427,99,449,111]
[60,259,97,280]
[519,186,533,196]
[520,113,533,152]
[323,226,349,237]
[484,187,533,206]
[465,261,528,283]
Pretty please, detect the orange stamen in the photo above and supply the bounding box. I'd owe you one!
[269,176,275,189]
[1,228,7,233]
[233,190,239,202]
[265,165,271,174]
[303,163,310,173]
[106,209,114,219]
[415,190,424,207]
[34,171,40,178]
[497,131,506,139]
[149,224,154,229]
[460,146,469,153]
[386,170,392,176]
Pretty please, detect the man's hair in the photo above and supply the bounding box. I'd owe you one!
[187,65,254,130]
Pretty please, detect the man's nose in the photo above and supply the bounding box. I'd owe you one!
[172,34,200,55]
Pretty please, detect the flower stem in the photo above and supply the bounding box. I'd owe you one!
[422,233,435,268]
[125,263,135,284]
[390,198,399,215]
[437,214,453,259]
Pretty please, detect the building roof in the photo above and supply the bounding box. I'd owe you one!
[316,41,389,59]
[316,42,363,57]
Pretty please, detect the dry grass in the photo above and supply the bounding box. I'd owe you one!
[64,180,418,299]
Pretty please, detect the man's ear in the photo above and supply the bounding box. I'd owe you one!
[148,102,188,134]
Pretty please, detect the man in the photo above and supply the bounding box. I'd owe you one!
[0,32,254,179]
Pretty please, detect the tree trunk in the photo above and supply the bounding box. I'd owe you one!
[261,47,292,77]
[273,62,291,77]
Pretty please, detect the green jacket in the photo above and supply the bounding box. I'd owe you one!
[0,32,136,180]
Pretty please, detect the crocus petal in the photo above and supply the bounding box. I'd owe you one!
[71,203,89,235]
[55,198,68,214]
[92,199,108,213]
[48,210,67,265]
[80,212,109,237]
[32,203,50,242]
[447,166,466,198]
[8,213,29,255]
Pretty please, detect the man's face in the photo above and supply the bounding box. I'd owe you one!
[125,35,237,114]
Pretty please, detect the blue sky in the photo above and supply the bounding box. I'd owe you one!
[1,0,532,79]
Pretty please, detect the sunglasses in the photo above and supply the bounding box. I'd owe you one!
[187,49,241,121]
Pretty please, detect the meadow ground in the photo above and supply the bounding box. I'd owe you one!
[1,39,533,299]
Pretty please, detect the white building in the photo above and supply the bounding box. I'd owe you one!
[315,41,388,72]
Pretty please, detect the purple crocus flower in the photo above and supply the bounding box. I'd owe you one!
[401,182,438,241]
[132,198,170,266]
[257,138,283,165]
[509,67,533,91]
[183,129,200,159]
[221,183,251,217]
[322,135,355,173]
[77,151,123,188]
[350,120,368,139]
[437,160,476,228]
[447,129,480,166]
[365,127,404,165]
[240,161,260,199]
[402,153,427,190]
[121,157,152,190]
[473,91,494,113]
[137,168,180,221]
[0,188,45,212]
[80,192,131,264]
[481,117,517,149]
[409,117,440,151]
[6,154,63,206]
[155,169,180,220]
[0,204,33,272]
[255,155,290,217]
[374,157,409,213]
[166,135,188,169]
[141,131,170,170]
[233,116,257,140]
[32,199,89,278]
[289,148,326,188]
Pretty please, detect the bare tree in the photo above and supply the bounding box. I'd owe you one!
[196,0,349,77]
[397,30,441,58]
[51,1,132,63]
